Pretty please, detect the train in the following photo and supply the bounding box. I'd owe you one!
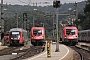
[9,28,28,46]
[1,32,9,46]
[61,25,78,45]
[30,27,46,46]
[78,29,90,42]
[4,32,9,45]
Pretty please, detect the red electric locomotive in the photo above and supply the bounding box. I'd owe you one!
[9,28,28,46]
[61,25,78,45]
[30,27,46,46]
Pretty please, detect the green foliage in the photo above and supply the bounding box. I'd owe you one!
[74,0,90,30]
[84,3,90,13]
[2,1,87,37]
[81,0,90,30]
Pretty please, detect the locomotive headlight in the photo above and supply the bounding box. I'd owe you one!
[32,37,34,39]
[42,36,44,38]
[65,36,66,38]
[65,37,66,38]
[11,38,13,39]
[18,36,20,39]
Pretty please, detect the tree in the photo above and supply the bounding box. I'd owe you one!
[82,0,90,29]
[84,0,90,13]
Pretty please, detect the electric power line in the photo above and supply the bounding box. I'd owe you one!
[18,0,28,4]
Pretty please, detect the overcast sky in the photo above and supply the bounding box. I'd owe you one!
[1,0,85,6]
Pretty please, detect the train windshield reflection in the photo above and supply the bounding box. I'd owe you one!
[66,29,76,35]
[10,32,20,39]
[33,30,42,36]
[4,34,9,36]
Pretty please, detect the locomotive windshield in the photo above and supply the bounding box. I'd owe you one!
[66,29,76,35]
[4,33,9,36]
[33,30,42,36]
[10,31,20,40]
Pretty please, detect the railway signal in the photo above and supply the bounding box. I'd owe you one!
[53,0,61,52]
[54,23,56,29]
[53,0,60,8]
[23,13,27,30]
[53,1,56,8]
[23,13,27,21]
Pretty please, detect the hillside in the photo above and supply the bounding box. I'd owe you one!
[0,1,86,38]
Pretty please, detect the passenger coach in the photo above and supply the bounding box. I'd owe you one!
[78,30,90,42]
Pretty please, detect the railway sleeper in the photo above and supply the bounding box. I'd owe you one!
[80,45,90,52]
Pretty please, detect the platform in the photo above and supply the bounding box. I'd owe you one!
[24,43,74,60]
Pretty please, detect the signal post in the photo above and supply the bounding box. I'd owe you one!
[53,0,60,52]
[0,0,4,46]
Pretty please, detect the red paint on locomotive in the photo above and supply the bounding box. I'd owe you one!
[61,25,78,45]
[30,27,46,46]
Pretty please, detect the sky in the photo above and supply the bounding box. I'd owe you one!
[0,0,85,6]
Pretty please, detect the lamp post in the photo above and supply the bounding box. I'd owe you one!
[33,9,37,27]
[33,16,35,27]
[75,2,78,28]
[53,15,55,39]
[15,12,18,28]
[68,8,72,25]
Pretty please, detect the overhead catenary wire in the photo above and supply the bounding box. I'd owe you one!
[28,0,31,6]
[17,0,51,5]
[4,0,29,5]
[4,0,52,6]
[18,0,29,4]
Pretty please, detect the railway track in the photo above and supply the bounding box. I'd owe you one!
[0,45,45,60]
[70,45,90,60]
[11,46,45,60]
[0,46,22,56]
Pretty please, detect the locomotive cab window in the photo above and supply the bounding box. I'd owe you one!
[66,29,76,35]
[4,33,9,36]
[10,31,20,40]
[33,30,42,36]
